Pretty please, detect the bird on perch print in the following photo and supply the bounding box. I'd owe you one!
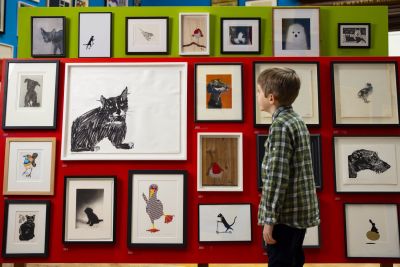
[142,184,174,233]
[192,28,204,44]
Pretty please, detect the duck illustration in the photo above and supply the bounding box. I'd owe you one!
[142,184,174,233]
[22,153,38,178]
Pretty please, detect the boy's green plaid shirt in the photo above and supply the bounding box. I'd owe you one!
[258,106,320,228]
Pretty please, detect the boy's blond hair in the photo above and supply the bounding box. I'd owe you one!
[257,67,301,106]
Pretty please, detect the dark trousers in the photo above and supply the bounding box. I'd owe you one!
[266,224,307,267]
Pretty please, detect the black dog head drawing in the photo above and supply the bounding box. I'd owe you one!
[207,79,230,109]
[24,78,40,107]
[348,149,391,178]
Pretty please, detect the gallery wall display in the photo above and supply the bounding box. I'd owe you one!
[331,61,399,126]
[125,17,169,55]
[31,16,65,57]
[194,63,243,122]
[3,138,56,196]
[79,12,112,58]
[63,176,116,243]
[179,13,210,55]
[128,170,187,247]
[272,8,320,57]
[198,204,252,242]
[338,23,371,49]
[2,200,50,258]
[344,203,400,258]
[197,132,243,192]
[253,61,320,126]
[220,18,261,54]
[334,136,400,193]
[61,62,187,160]
[2,60,60,129]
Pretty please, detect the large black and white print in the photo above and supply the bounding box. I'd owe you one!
[339,23,370,48]
[31,17,65,57]
[19,75,43,108]
[76,189,104,229]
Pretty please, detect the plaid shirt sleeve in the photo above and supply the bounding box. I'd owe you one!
[258,122,292,225]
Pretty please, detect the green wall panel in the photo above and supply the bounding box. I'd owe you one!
[18,6,387,58]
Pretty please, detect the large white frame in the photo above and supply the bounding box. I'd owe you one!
[179,12,210,55]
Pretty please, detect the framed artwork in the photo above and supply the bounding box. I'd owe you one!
[253,62,320,126]
[344,203,400,258]
[0,0,4,33]
[105,0,128,6]
[61,62,187,160]
[2,60,59,129]
[2,200,50,258]
[79,12,112,58]
[221,18,260,54]
[63,176,116,243]
[273,8,320,56]
[31,16,65,57]
[125,17,169,54]
[212,0,237,6]
[179,13,209,55]
[197,132,243,191]
[263,225,320,248]
[0,43,13,58]
[128,170,187,247]
[3,138,56,195]
[47,0,73,6]
[245,0,277,6]
[331,61,399,126]
[257,134,322,191]
[338,23,371,48]
[75,0,89,6]
[195,63,243,122]
[334,136,400,193]
[198,204,251,242]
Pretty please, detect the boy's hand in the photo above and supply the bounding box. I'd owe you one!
[263,224,277,244]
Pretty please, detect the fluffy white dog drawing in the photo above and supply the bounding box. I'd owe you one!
[285,23,309,50]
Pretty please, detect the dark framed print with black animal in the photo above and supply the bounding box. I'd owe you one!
[31,16,65,57]
[198,203,251,242]
[2,200,50,258]
[257,134,322,191]
[195,63,243,122]
[128,170,187,247]
[334,136,400,193]
[63,176,116,243]
[338,23,370,48]
[2,60,59,129]
[331,61,399,126]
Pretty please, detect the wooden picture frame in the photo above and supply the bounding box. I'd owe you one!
[179,12,209,55]
[338,23,371,48]
[221,18,261,54]
[31,16,65,57]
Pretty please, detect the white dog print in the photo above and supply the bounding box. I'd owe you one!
[285,23,309,50]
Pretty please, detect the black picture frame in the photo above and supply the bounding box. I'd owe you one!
[31,16,66,58]
[220,17,261,54]
[125,16,169,55]
[128,170,187,248]
[257,134,322,191]
[338,23,371,49]
[2,200,50,258]
[62,176,117,244]
[2,59,60,130]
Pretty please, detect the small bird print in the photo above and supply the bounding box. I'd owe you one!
[139,29,154,41]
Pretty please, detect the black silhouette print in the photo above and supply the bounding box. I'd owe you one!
[84,207,103,226]
[83,35,95,49]
[348,149,391,178]
[216,213,236,234]
[19,215,35,241]
[366,219,380,244]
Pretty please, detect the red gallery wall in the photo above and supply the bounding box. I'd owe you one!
[0,56,399,264]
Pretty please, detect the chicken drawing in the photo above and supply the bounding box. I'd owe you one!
[22,153,38,178]
[142,184,174,233]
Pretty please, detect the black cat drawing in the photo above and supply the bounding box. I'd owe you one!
[40,28,63,55]
[84,207,103,226]
[19,215,35,241]
[71,87,134,152]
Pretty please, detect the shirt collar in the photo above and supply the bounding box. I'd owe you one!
[272,106,292,121]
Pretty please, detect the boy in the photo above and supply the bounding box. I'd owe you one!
[257,68,320,267]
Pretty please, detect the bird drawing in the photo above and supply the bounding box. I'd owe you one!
[139,28,154,41]
[22,153,38,178]
[192,27,204,44]
[142,184,174,233]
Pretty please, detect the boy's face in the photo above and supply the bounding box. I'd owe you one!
[257,84,274,113]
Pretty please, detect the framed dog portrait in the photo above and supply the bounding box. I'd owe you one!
[338,23,371,48]
[179,13,209,55]
[2,200,50,258]
[221,18,260,54]
[61,62,187,160]
[331,61,399,126]
[198,204,251,242]
[105,0,128,6]
[2,60,59,129]
[257,134,322,191]
[334,136,400,193]
[125,17,169,54]
[273,8,320,56]
[195,63,243,122]
[197,132,243,191]
[3,138,56,196]
[344,203,400,258]
[31,16,65,57]
[253,61,320,126]
[63,176,116,243]
[128,170,187,247]
[79,12,112,58]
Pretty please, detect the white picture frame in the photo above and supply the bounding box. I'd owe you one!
[179,12,210,55]
[197,132,243,192]
[0,43,14,58]
[61,62,187,160]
